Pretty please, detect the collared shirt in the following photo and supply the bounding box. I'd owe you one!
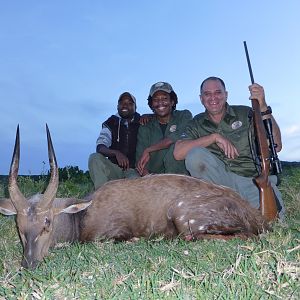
[136,109,193,174]
[181,105,258,177]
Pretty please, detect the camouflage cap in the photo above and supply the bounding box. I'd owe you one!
[149,82,174,97]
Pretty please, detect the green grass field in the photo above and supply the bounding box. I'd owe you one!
[0,166,299,299]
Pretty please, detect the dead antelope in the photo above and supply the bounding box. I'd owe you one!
[0,125,269,269]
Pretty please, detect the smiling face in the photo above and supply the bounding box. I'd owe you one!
[200,79,228,121]
[117,95,136,119]
[150,91,174,121]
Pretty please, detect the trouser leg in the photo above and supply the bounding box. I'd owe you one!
[124,168,140,179]
[185,147,285,218]
[163,144,189,175]
[185,147,233,185]
[88,153,123,189]
[269,176,285,219]
[233,174,285,218]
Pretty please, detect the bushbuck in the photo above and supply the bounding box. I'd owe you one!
[0,125,269,269]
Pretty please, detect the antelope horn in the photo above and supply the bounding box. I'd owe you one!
[8,125,28,212]
[38,124,59,209]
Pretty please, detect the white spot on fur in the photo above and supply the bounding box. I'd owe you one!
[198,225,205,230]
[177,201,184,207]
[189,219,195,224]
[179,215,185,221]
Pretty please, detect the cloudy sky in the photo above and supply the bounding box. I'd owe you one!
[1,1,299,175]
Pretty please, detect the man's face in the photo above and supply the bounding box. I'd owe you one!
[118,96,135,119]
[151,91,174,118]
[200,80,228,116]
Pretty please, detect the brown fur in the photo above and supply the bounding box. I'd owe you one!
[0,173,269,269]
[0,126,270,269]
[80,174,269,241]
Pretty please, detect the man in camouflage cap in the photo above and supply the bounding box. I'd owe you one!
[136,81,192,176]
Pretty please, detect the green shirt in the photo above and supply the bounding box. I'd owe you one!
[182,105,258,177]
[136,109,193,174]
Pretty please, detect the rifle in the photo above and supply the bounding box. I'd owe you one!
[243,41,279,221]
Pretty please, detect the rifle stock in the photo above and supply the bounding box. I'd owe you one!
[252,99,278,221]
[244,41,278,221]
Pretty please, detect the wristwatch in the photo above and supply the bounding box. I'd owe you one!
[261,106,272,116]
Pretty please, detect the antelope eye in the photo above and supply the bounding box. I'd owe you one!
[44,217,51,227]
[40,217,51,235]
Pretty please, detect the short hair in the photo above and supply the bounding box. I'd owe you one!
[200,76,226,93]
[147,91,178,111]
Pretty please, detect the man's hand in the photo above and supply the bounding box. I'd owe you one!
[136,149,150,175]
[249,83,268,111]
[214,133,239,159]
[139,168,149,176]
[139,114,154,125]
[115,151,130,170]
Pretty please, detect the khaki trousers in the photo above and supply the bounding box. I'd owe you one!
[185,147,285,219]
[88,153,139,189]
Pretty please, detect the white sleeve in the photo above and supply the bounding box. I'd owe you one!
[96,127,112,147]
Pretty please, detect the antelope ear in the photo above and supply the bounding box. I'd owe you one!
[0,198,17,216]
[54,201,93,215]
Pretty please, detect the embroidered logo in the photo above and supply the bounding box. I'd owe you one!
[169,125,177,132]
[231,121,242,130]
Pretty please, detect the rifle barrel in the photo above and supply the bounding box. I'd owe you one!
[243,41,279,220]
[243,41,255,84]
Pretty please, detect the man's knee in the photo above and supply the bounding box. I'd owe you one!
[88,153,111,189]
[88,153,109,182]
[88,153,97,166]
[88,153,105,168]
[185,147,214,172]
[166,159,188,174]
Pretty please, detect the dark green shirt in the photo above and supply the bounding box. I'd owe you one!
[182,105,258,177]
[136,109,193,174]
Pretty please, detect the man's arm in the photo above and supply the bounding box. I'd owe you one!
[174,135,215,160]
[141,137,174,154]
[136,110,193,175]
[96,125,130,170]
[174,133,239,160]
[249,83,282,152]
[262,115,282,152]
[97,144,130,170]
[136,138,174,175]
[135,125,151,175]
[139,114,154,125]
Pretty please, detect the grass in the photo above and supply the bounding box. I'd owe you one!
[0,167,299,299]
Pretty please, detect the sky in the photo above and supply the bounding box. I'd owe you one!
[1,1,299,175]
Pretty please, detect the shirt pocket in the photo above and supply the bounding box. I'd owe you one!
[226,125,249,152]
